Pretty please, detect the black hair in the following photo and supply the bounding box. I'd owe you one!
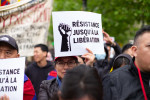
[113,54,132,70]
[60,64,103,100]
[134,25,150,45]
[122,43,133,53]
[34,44,48,52]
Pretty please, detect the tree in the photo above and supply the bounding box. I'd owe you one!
[48,0,150,45]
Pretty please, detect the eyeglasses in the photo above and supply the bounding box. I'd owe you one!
[56,60,77,67]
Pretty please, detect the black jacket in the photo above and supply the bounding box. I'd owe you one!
[38,78,59,100]
[95,42,122,78]
[103,63,150,100]
[25,61,54,96]
[94,59,110,78]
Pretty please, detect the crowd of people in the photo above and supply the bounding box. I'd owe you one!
[0,25,150,100]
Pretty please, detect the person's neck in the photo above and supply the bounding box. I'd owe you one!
[37,59,47,68]
[135,60,149,74]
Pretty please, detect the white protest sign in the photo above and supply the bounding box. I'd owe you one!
[0,57,25,100]
[52,11,104,57]
[0,0,53,56]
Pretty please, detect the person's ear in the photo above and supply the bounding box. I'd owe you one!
[44,52,47,57]
[16,53,20,58]
[58,91,63,100]
[131,46,137,57]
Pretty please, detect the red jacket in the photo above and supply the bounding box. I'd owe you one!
[24,74,36,100]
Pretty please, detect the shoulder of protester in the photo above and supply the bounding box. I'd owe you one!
[40,78,57,87]
[102,65,132,81]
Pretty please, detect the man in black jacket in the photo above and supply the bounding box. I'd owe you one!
[103,25,150,100]
[25,44,54,96]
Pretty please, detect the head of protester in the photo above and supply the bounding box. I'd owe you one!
[112,54,132,70]
[54,56,78,79]
[34,44,49,67]
[57,64,103,100]
[132,25,150,73]
[0,35,19,59]
[0,35,36,100]
[38,48,95,100]
[122,43,133,57]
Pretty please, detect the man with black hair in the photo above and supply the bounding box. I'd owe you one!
[59,64,103,100]
[25,44,54,96]
[122,43,133,57]
[103,25,150,100]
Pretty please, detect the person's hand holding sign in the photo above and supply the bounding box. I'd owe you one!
[0,95,9,100]
[82,48,95,67]
[102,30,116,46]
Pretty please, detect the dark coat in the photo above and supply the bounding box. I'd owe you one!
[94,42,122,78]
[25,61,54,96]
[38,78,59,100]
[103,63,150,100]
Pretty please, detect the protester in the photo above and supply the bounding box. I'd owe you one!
[38,48,95,100]
[112,53,133,70]
[103,30,122,65]
[0,35,36,100]
[94,30,121,77]
[103,25,150,100]
[57,64,103,100]
[122,43,133,57]
[25,44,55,96]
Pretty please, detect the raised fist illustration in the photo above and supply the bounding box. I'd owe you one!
[58,23,72,52]
[58,23,72,36]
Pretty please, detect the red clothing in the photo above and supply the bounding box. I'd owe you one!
[24,75,36,100]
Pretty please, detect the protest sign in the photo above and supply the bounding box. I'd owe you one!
[0,0,53,56]
[52,11,104,57]
[0,57,25,100]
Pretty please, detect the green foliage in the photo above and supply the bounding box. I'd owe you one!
[48,0,150,45]
[48,0,83,44]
